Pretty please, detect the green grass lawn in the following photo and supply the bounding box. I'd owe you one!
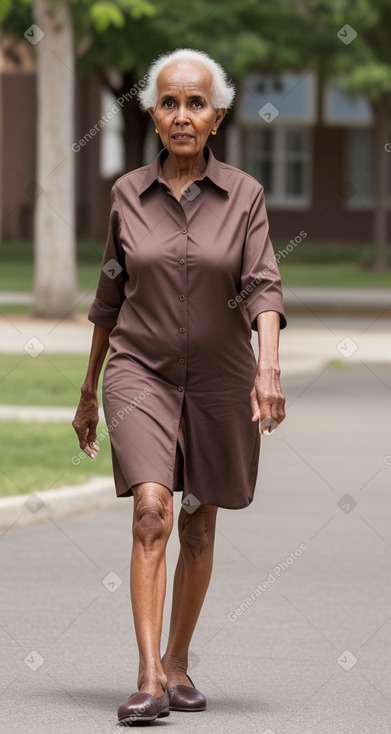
[0,240,105,292]
[0,421,112,496]
[1,240,391,293]
[0,353,104,406]
[277,242,391,287]
[0,305,31,315]
[0,353,111,497]
[279,262,391,287]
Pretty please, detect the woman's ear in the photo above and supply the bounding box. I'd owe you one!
[147,107,156,126]
[214,108,227,131]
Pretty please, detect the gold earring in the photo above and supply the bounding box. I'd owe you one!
[211,129,217,135]
[155,128,159,134]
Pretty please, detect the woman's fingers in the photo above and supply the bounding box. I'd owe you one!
[250,370,286,433]
[78,437,99,459]
[259,414,279,435]
[83,440,99,459]
[81,427,100,458]
[72,409,100,458]
[250,387,261,422]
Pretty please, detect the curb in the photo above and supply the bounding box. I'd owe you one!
[0,405,77,422]
[283,287,391,316]
[0,476,118,531]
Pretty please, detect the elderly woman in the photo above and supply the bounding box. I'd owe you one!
[72,47,286,725]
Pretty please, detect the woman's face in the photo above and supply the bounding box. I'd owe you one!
[149,62,226,158]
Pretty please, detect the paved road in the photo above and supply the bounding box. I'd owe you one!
[1,361,390,733]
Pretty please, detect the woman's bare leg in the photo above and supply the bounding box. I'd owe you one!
[130,481,173,698]
[161,503,218,686]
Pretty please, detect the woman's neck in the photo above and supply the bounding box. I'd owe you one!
[162,149,207,183]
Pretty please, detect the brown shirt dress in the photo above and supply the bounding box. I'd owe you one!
[88,145,287,510]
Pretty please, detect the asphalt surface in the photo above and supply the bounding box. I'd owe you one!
[1,356,391,733]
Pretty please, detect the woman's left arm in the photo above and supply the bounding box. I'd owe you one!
[250,310,286,433]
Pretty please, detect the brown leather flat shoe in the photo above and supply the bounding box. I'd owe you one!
[117,687,170,724]
[167,673,206,712]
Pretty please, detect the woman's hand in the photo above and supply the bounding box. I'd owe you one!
[250,311,286,434]
[250,366,286,434]
[72,324,111,459]
[72,388,100,459]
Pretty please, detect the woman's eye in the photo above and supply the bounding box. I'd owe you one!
[162,99,203,109]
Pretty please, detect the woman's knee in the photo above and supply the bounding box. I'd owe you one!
[132,483,173,547]
[179,504,217,557]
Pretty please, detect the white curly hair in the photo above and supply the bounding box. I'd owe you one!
[138,48,235,111]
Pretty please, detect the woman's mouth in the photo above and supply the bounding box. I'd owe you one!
[171,134,194,141]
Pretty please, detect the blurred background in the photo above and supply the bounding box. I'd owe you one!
[0,0,390,495]
[0,0,390,496]
[1,3,391,732]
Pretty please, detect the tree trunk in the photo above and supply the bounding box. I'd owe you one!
[32,0,76,318]
[372,94,391,271]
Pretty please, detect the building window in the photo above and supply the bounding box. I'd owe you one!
[343,129,391,208]
[238,72,317,124]
[242,127,312,207]
[343,129,374,206]
[323,82,373,126]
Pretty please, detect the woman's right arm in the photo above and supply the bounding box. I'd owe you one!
[72,324,112,459]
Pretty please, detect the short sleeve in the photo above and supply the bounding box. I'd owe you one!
[87,186,127,329]
[241,186,287,331]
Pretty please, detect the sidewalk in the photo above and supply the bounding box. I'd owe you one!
[0,308,390,366]
[283,285,391,315]
[0,285,390,315]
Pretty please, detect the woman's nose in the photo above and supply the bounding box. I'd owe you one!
[175,105,190,125]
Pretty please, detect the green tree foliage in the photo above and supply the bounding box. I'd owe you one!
[2,0,390,267]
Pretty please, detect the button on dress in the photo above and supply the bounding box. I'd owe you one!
[87,145,287,509]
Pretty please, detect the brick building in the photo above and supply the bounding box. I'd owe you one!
[0,50,387,244]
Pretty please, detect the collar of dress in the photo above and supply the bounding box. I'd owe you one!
[138,144,230,196]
